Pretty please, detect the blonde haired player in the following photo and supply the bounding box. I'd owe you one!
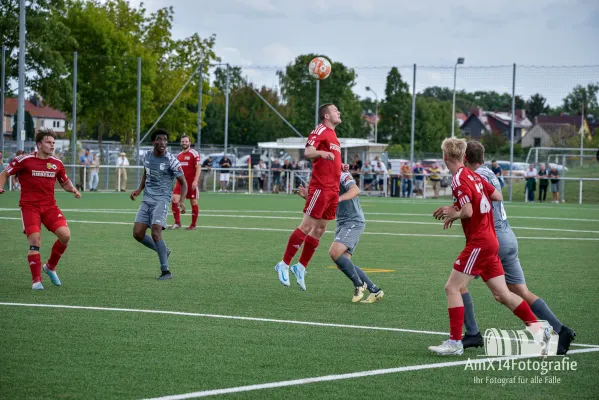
[169,135,201,230]
[428,137,541,356]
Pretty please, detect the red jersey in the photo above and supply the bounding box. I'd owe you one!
[177,149,200,180]
[451,167,498,246]
[5,153,69,207]
[306,124,341,191]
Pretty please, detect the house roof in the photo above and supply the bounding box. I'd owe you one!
[462,108,532,134]
[4,98,67,119]
[535,123,578,138]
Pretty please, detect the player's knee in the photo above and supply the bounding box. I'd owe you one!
[133,230,145,242]
[492,291,509,304]
[151,231,162,242]
[444,283,460,296]
[28,236,41,247]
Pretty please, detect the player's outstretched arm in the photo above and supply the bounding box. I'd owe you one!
[0,170,8,194]
[339,184,360,202]
[176,175,187,213]
[130,170,146,201]
[60,179,81,199]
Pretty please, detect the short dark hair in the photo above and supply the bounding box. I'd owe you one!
[35,128,56,144]
[151,129,168,141]
[491,159,497,163]
[465,141,485,165]
[318,103,333,121]
[181,134,190,141]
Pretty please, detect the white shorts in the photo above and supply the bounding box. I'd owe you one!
[220,173,230,182]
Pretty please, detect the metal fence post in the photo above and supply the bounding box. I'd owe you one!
[410,64,416,166]
[0,45,5,156]
[136,57,141,186]
[224,64,230,157]
[72,51,78,180]
[509,63,516,202]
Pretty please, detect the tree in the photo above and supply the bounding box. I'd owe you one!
[526,93,549,121]
[379,67,411,144]
[278,54,367,138]
[11,111,35,140]
[214,66,244,92]
[413,97,453,152]
[202,82,291,145]
[0,0,72,96]
[562,83,599,116]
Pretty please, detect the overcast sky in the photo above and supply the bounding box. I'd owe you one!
[132,0,599,107]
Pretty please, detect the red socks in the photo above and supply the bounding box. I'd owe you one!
[283,228,307,265]
[299,235,319,268]
[46,240,68,270]
[191,204,199,227]
[448,306,465,341]
[513,300,538,326]
[172,202,181,225]
[28,253,42,283]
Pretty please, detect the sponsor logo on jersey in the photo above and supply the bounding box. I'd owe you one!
[180,162,188,166]
[32,170,56,178]
[185,156,190,160]
[330,143,341,152]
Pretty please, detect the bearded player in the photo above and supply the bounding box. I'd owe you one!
[274,103,342,291]
[169,135,201,230]
[0,129,81,290]
[429,138,539,356]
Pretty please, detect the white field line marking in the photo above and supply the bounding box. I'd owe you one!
[0,209,596,234]
[2,207,599,223]
[0,217,597,241]
[142,348,599,399]
[1,302,597,349]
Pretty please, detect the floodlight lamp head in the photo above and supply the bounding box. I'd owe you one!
[457,57,465,65]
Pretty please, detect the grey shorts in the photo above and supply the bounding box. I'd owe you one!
[551,182,559,192]
[135,201,169,229]
[414,180,424,190]
[497,229,526,285]
[334,222,365,255]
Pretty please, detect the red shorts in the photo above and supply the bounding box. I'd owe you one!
[453,244,504,282]
[303,187,338,220]
[173,179,198,200]
[21,204,68,236]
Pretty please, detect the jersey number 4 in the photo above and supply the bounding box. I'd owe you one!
[474,182,491,214]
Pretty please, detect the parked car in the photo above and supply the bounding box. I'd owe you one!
[208,153,238,169]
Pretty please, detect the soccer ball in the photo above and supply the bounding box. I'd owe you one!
[308,57,331,80]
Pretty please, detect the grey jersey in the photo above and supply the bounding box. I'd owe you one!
[337,172,365,225]
[476,165,509,232]
[142,150,183,203]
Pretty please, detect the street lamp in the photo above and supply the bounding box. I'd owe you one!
[365,86,378,143]
[451,57,465,138]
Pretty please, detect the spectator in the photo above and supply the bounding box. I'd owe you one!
[200,156,212,191]
[291,159,302,189]
[253,159,265,193]
[429,162,441,199]
[282,159,292,192]
[524,163,537,203]
[116,152,129,192]
[549,165,560,203]
[362,161,374,190]
[537,163,549,202]
[491,159,504,188]
[79,148,92,192]
[271,158,281,193]
[373,159,387,191]
[412,162,426,198]
[219,155,232,192]
[401,161,412,198]
[89,153,100,191]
